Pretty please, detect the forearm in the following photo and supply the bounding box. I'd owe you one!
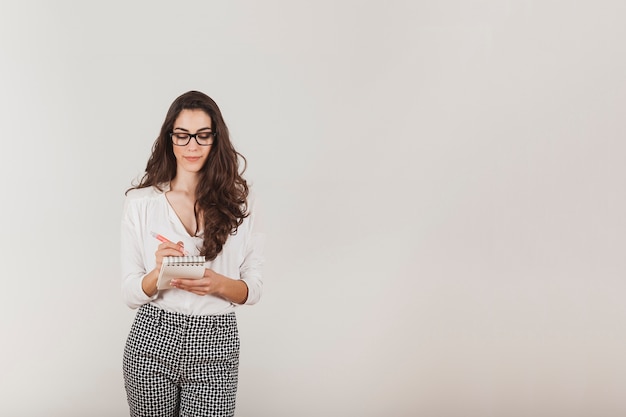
[141,269,159,297]
[216,275,249,305]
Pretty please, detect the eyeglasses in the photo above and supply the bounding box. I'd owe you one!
[170,131,216,146]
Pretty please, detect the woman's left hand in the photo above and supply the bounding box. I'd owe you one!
[170,269,224,296]
[171,268,249,304]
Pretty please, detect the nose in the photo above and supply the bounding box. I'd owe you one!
[187,134,200,148]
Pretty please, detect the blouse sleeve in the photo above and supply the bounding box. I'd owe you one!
[238,192,265,305]
[120,195,158,308]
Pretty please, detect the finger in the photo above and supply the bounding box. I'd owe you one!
[172,279,210,295]
[176,241,188,255]
[172,284,208,296]
[157,243,186,256]
[175,278,206,288]
[162,241,184,252]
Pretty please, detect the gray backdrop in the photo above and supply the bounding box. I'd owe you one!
[1,1,624,416]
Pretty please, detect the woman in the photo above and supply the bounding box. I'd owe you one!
[120,90,264,416]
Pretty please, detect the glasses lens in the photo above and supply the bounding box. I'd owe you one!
[172,133,190,145]
[196,132,214,145]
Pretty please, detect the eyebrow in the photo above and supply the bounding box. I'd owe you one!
[173,126,213,132]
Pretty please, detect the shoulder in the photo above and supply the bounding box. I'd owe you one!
[123,184,168,214]
[125,184,168,202]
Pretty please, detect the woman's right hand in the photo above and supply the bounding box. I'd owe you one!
[154,240,187,271]
[142,240,186,297]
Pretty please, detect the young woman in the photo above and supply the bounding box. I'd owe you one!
[120,90,264,416]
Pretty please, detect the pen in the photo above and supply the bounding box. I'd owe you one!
[150,231,189,255]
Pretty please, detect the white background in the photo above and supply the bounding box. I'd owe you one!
[0,1,624,416]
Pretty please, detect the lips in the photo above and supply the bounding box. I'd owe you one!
[184,156,202,162]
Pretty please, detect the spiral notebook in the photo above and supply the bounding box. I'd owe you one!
[157,256,206,290]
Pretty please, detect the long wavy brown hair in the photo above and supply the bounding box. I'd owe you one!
[127,90,249,260]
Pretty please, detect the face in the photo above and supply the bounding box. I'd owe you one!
[171,109,213,175]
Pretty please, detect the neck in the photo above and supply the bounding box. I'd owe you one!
[170,171,199,195]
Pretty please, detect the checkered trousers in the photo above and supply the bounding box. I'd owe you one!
[123,303,240,417]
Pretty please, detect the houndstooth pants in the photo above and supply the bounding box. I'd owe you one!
[123,303,240,417]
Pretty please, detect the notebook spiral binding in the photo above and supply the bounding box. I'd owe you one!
[162,256,206,266]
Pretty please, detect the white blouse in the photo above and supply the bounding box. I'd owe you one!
[120,184,264,315]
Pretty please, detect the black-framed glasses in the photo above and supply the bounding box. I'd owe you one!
[170,131,216,146]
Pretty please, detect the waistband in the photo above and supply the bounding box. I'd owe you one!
[138,303,236,328]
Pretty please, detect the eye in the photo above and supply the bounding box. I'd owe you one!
[173,133,189,140]
[197,132,214,140]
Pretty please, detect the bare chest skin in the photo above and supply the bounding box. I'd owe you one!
[165,190,200,236]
